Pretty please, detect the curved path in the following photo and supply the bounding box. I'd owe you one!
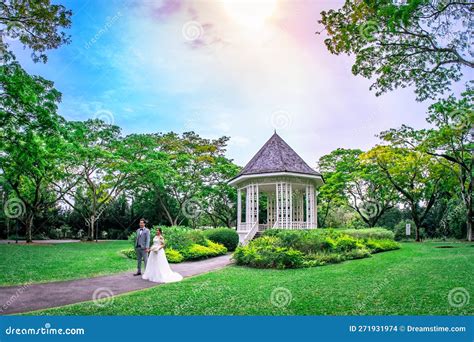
[0,254,232,315]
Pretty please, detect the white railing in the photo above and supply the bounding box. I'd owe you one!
[271,221,317,229]
[238,221,317,244]
[237,222,253,232]
[240,221,259,246]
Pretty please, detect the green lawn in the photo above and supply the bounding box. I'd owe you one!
[29,242,473,315]
[0,241,134,286]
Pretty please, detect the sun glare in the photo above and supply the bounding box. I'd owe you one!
[221,0,278,30]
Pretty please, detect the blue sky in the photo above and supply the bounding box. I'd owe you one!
[11,0,472,167]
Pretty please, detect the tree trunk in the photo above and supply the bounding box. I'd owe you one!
[25,212,34,243]
[466,190,473,241]
[467,201,473,241]
[87,215,95,241]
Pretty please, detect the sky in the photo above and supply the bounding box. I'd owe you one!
[10,0,472,168]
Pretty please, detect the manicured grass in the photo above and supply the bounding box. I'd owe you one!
[0,241,134,286]
[30,242,473,315]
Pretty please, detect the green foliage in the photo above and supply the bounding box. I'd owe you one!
[182,241,227,260]
[339,227,395,240]
[121,247,185,263]
[203,228,239,251]
[240,228,398,269]
[233,243,305,269]
[319,1,471,101]
[164,248,185,263]
[364,239,400,253]
[1,0,72,63]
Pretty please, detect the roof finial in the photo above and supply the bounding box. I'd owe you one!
[274,128,276,134]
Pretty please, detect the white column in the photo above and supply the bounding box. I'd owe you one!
[245,185,251,225]
[275,183,280,227]
[305,184,315,228]
[286,183,293,229]
[315,190,319,228]
[254,184,259,225]
[237,188,241,228]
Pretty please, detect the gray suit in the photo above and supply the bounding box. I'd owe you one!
[135,228,150,273]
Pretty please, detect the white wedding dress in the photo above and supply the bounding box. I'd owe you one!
[142,236,183,283]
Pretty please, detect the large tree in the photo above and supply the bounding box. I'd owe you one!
[142,132,230,226]
[318,148,397,227]
[423,87,472,240]
[363,141,452,241]
[0,58,69,242]
[319,0,473,101]
[54,121,156,241]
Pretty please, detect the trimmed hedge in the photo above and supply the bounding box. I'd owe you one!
[204,228,239,251]
[234,228,400,269]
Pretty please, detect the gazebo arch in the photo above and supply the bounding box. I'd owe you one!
[228,132,324,244]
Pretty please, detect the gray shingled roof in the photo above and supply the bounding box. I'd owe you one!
[237,133,320,177]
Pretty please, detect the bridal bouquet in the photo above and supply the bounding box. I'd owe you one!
[150,245,160,253]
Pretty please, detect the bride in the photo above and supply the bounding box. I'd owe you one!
[142,228,183,283]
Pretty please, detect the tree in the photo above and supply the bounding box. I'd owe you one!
[318,148,397,227]
[422,87,473,240]
[55,121,156,241]
[319,0,473,101]
[0,0,72,62]
[317,152,350,227]
[142,132,230,226]
[363,142,451,241]
[199,156,240,228]
[0,58,68,242]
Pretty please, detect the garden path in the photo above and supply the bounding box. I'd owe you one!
[0,254,232,315]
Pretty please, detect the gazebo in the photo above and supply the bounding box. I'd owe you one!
[229,132,324,245]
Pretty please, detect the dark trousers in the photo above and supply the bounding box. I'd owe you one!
[135,247,148,273]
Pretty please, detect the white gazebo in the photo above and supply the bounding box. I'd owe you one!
[229,132,324,245]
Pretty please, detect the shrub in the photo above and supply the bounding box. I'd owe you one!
[234,227,399,269]
[365,239,400,253]
[339,228,395,240]
[233,244,304,269]
[121,248,136,259]
[343,247,372,260]
[182,240,227,260]
[121,247,185,263]
[165,248,185,263]
[204,228,239,251]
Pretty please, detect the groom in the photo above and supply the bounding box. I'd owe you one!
[133,218,150,276]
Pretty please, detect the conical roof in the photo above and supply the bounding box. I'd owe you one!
[237,133,320,177]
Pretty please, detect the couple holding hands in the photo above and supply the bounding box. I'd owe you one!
[134,219,183,283]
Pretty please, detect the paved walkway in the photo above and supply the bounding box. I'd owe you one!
[0,254,232,315]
